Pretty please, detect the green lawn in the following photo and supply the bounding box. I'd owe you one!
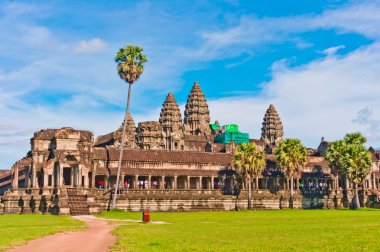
[0,215,85,251]
[99,209,380,252]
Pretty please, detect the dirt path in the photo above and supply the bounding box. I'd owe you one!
[7,216,116,252]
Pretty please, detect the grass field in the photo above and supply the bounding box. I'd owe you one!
[99,209,380,252]
[0,214,85,251]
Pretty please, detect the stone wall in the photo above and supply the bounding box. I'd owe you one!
[1,189,377,215]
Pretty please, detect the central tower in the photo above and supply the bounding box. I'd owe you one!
[183,81,211,136]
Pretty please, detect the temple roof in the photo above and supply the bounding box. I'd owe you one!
[32,128,93,142]
[93,148,233,165]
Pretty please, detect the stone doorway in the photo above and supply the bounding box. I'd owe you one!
[63,168,71,186]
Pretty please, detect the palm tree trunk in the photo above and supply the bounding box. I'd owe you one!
[248,177,252,210]
[345,176,351,208]
[112,83,133,210]
[354,183,361,209]
[290,176,294,209]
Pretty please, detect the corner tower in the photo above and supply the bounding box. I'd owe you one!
[183,81,211,136]
[159,92,184,150]
[114,112,137,149]
[261,104,283,146]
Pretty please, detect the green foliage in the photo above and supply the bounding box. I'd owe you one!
[341,145,372,184]
[0,215,85,251]
[325,132,372,183]
[274,138,307,178]
[98,210,380,252]
[325,140,346,174]
[232,142,266,179]
[115,45,148,84]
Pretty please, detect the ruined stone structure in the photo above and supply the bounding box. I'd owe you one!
[136,121,165,150]
[1,81,380,215]
[261,104,283,150]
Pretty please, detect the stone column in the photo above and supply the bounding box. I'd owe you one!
[135,175,139,189]
[121,174,125,188]
[148,175,151,189]
[43,171,48,188]
[59,165,64,187]
[199,176,203,190]
[187,176,191,189]
[32,168,37,189]
[174,176,177,190]
[373,174,377,190]
[105,174,109,189]
[254,177,258,190]
[211,177,215,190]
[13,166,19,189]
[91,171,95,189]
[70,167,74,187]
[161,175,165,189]
[84,172,89,188]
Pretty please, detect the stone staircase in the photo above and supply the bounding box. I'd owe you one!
[67,188,90,215]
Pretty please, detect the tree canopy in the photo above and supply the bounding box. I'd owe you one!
[232,142,266,179]
[274,138,307,178]
[115,45,148,84]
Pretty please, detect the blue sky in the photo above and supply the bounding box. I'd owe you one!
[1,0,380,168]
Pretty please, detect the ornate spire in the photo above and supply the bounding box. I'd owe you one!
[183,81,211,135]
[159,93,184,150]
[114,112,136,149]
[261,104,283,146]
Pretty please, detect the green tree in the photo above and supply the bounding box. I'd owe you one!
[112,45,148,210]
[274,139,307,209]
[232,142,266,210]
[326,133,372,209]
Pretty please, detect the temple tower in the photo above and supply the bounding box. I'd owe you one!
[114,112,136,149]
[261,104,283,146]
[159,93,184,150]
[183,81,211,136]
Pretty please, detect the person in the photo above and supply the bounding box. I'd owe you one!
[139,180,143,189]
[144,180,148,189]
[124,180,128,189]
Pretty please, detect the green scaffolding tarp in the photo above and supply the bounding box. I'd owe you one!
[223,124,239,133]
[214,132,249,145]
[210,124,221,130]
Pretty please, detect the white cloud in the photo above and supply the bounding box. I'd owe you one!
[321,45,345,56]
[74,38,107,53]
[208,42,380,149]
[352,106,380,143]
[2,0,380,169]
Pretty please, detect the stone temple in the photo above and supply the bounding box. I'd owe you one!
[1,81,380,214]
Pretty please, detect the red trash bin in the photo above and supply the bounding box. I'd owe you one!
[142,210,150,223]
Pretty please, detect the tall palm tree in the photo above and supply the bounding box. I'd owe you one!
[232,142,266,210]
[325,140,347,191]
[112,45,148,210]
[326,132,372,209]
[341,144,372,209]
[274,138,307,209]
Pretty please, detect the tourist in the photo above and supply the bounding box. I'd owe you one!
[144,180,148,189]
